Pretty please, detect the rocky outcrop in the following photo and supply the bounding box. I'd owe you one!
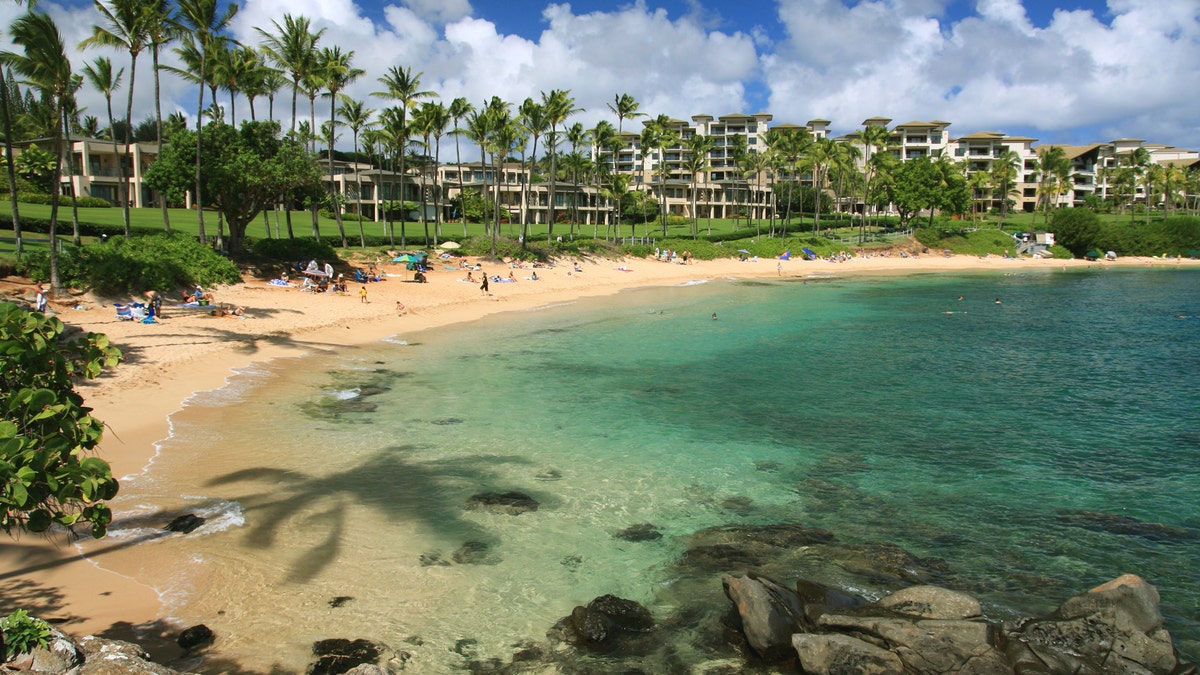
[715,573,1184,675]
[550,594,655,649]
[2,628,194,675]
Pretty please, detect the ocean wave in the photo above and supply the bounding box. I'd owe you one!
[381,336,410,345]
[328,388,361,401]
[102,498,245,542]
[676,279,709,287]
[524,301,578,312]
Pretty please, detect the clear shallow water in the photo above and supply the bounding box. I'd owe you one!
[97,267,1200,671]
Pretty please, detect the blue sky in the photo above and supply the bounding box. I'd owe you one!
[6,0,1198,154]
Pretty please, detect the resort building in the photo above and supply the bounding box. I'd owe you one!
[11,114,1197,229]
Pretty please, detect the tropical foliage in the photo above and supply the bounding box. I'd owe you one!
[0,303,121,539]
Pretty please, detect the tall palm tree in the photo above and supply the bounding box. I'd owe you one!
[410,100,446,246]
[517,97,547,237]
[172,0,237,245]
[1035,146,1071,226]
[967,170,992,223]
[447,96,472,234]
[319,45,361,247]
[638,122,660,236]
[1,11,73,291]
[857,124,890,238]
[462,100,501,247]
[261,65,286,123]
[81,55,123,232]
[990,149,1020,228]
[801,136,837,232]
[1126,146,1151,225]
[683,134,712,238]
[374,65,436,245]
[80,0,151,239]
[540,88,581,242]
[339,97,373,246]
[765,126,809,238]
[143,0,173,230]
[422,101,450,241]
[0,57,26,254]
[256,13,323,136]
[647,114,679,238]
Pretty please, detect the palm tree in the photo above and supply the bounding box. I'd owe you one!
[990,149,1020,227]
[967,170,992,223]
[131,0,173,230]
[410,100,448,246]
[318,45,361,248]
[517,98,547,238]
[1,11,73,291]
[540,88,581,242]
[638,122,660,236]
[1035,146,1071,226]
[339,97,374,246]
[210,42,257,126]
[1126,146,1152,225]
[261,65,286,123]
[684,134,712,238]
[647,114,679,238]
[374,65,436,246]
[80,0,152,239]
[81,55,123,235]
[447,96,472,234]
[462,100,500,246]
[765,126,809,238]
[172,0,237,245]
[801,136,838,232]
[608,92,643,143]
[256,13,323,136]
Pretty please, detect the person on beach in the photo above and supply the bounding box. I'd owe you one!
[396,300,406,315]
[776,262,782,276]
[35,283,47,313]
[360,286,368,303]
[480,275,489,295]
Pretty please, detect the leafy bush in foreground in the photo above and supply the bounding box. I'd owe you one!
[249,236,339,264]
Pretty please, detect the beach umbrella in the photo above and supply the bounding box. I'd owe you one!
[439,241,461,250]
[393,254,419,263]
[737,249,751,254]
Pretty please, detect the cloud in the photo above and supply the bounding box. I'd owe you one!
[764,0,1200,148]
[2,0,1197,159]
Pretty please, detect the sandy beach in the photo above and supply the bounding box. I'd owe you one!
[0,249,1194,651]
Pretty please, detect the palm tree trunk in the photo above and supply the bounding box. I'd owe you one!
[152,46,170,231]
[120,52,138,239]
[195,50,207,244]
[1,68,24,256]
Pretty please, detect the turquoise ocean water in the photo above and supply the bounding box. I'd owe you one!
[101,267,1200,671]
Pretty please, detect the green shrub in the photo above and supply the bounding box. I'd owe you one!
[250,237,339,263]
[1047,245,1075,259]
[1050,208,1101,257]
[19,232,241,294]
[12,193,112,208]
[1,609,51,655]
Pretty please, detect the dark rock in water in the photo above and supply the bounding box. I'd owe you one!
[453,540,499,565]
[177,624,214,650]
[615,523,663,542]
[164,513,205,534]
[719,496,754,514]
[1054,509,1196,542]
[432,417,462,426]
[356,385,391,398]
[535,468,563,481]
[821,541,950,586]
[678,523,837,575]
[721,573,805,661]
[328,596,353,608]
[561,554,583,570]
[453,638,477,658]
[309,638,381,675]
[555,595,655,649]
[754,460,781,472]
[465,491,539,515]
[681,544,768,572]
[418,551,451,566]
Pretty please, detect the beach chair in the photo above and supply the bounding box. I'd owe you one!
[115,304,132,320]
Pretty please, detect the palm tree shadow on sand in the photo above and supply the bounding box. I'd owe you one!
[203,447,537,583]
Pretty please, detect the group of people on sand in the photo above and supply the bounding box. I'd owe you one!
[653,248,689,264]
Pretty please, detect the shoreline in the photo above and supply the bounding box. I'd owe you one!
[1,252,1195,650]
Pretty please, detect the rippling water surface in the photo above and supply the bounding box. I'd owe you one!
[100,267,1200,671]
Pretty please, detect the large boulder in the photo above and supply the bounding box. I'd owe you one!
[308,638,385,675]
[1011,574,1179,674]
[721,573,805,661]
[792,633,904,675]
[78,636,185,675]
[553,595,654,649]
[817,614,1009,674]
[875,585,982,620]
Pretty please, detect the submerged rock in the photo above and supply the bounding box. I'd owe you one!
[452,540,500,565]
[552,595,655,649]
[1055,509,1197,542]
[309,638,382,675]
[614,523,663,542]
[464,491,539,515]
